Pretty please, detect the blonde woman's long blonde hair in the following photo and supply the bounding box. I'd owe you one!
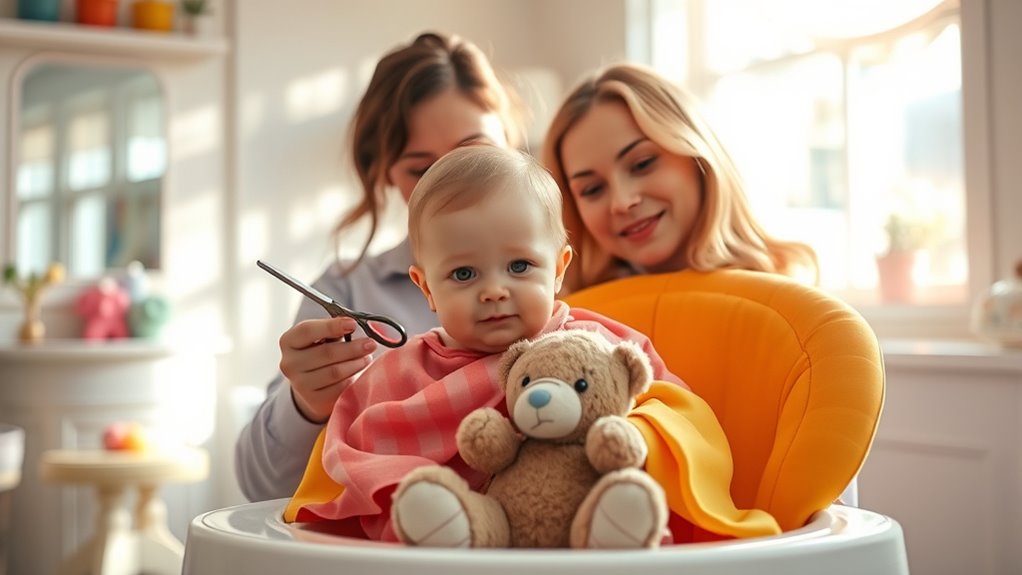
[542,63,817,293]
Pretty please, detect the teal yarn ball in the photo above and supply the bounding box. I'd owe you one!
[128,296,170,338]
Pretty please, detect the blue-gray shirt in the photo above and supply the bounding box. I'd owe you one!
[234,239,439,501]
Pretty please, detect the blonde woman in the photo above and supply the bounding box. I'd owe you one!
[236,32,523,502]
[542,63,816,294]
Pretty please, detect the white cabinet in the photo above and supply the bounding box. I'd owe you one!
[0,340,217,575]
[859,341,1022,575]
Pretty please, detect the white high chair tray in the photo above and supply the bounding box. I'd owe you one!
[183,499,908,575]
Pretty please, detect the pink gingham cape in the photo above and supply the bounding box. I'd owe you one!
[298,301,683,540]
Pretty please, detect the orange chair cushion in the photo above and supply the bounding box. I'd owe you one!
[565,269,884,530]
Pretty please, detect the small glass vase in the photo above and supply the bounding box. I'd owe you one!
[19,296,45,344]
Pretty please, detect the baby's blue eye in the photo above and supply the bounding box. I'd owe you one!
[509,260,531,274]
[451,267,475,282]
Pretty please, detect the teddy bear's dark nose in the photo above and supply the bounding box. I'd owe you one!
[528,389,551,408]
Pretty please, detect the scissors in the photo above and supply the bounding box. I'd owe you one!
[257,260,408,348]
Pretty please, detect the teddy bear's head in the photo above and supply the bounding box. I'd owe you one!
[496,330,653,443]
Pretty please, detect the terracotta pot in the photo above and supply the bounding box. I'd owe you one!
[875,250,918,304]
[132,0,175,32]
[76,0,119,27]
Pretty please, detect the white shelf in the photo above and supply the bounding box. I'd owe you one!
[0,17,227,60]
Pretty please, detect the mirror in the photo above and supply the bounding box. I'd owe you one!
[11,60,165,279]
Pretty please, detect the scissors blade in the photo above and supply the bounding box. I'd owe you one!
[257,260,338,313]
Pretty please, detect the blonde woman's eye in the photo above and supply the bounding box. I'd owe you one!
[451,267,476,282]
[509,260,531,274]
[633,156,657,173]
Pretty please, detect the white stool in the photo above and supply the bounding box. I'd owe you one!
[40,447,208,575]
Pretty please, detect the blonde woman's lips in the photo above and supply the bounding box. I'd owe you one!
[619,211,664,240]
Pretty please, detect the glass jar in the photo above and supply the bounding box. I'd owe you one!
[971,260,1022,348]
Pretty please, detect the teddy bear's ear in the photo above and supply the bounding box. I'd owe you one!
[613,341,654,397]
[498,338,533,387]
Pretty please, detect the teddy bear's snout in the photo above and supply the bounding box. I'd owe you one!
[512,377,583,440]
[527,389,551,408]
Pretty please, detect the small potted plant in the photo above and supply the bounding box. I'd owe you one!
[875,213,934,303]
[180,0,214,36]
[2,262,65,344]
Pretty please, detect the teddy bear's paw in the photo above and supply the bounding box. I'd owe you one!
[586,416,648,472]
[586,481,665,549]
[393,481,471,547]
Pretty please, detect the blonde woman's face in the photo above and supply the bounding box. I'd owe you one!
[388,87,508,202]
[560,101,703,273]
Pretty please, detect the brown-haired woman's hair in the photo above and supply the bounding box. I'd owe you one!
[334,32,523,273]
[542,63,818,293]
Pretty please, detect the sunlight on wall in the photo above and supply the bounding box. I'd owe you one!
[240,91,265,138]
[151,351,217,446]
[164,190,220,298]
[239,279,275,350]
[170,105,221,161]
[239,208,270,266]
[285,68,349,123]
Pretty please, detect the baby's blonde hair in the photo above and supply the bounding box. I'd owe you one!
[408,146,567,261]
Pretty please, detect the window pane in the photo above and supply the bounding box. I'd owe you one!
[847,24,966,303]
[703,0,946,74]
[127,94,166,182]
[18,123,55,200]
[69,194,107,277]
[67,108,111,191]
[692,3,964,305]
[16,202,52,274]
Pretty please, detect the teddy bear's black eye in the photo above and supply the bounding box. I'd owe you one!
[574,379,588,393]
[521,376,530,387]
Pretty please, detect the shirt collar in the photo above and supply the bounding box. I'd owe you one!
[368,237,415,281]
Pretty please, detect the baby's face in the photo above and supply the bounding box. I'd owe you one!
[410,191,570,353]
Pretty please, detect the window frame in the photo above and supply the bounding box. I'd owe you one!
[635,0,993,340]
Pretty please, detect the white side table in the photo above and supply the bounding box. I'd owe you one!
[0,339,218,575]
[40,448,208,575]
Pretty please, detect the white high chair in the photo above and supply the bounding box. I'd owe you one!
[184,270,909,574]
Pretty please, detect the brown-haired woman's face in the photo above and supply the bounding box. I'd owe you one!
[388,86,508,202]
[560,100,702,273]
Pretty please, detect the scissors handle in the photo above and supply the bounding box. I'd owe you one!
[257,260,406,348]
[351,311,407,348]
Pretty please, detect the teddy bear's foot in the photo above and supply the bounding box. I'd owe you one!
[393,479,472,547]
[571,469,668,549]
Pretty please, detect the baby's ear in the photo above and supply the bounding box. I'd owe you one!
[613,341,653,397]
[498,339,533,388]
[408,265,435,312]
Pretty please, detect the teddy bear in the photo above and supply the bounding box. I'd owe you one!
[391,329,669,549]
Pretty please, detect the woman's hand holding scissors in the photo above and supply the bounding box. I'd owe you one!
[257,260,407,424]
[278,316,376,424]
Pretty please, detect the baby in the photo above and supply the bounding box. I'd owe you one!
[286,146,683,542]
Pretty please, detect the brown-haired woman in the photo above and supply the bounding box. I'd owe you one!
[236,32,523,502]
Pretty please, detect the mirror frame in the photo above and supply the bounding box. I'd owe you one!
[5,52,169,281]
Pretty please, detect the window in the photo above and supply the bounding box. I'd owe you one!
[15,66,164,277]
[641,0,982,337]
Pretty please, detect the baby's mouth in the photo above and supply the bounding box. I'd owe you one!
[482,314,513,323]
[619,211,665,237]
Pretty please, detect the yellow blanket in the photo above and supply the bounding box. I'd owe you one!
[284,381,780,540]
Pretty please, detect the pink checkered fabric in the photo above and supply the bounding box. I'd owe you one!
[300,301,683,540]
